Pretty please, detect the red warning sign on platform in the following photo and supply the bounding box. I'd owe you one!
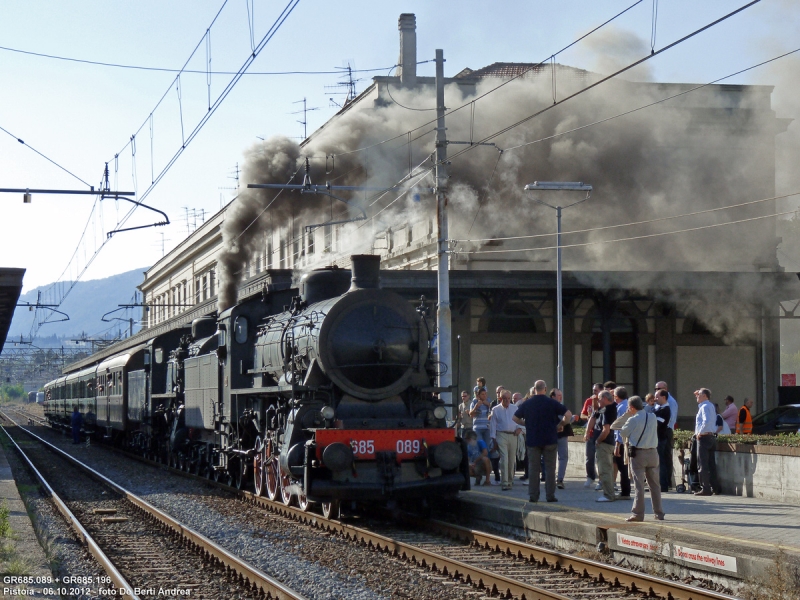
[782,374,797,386]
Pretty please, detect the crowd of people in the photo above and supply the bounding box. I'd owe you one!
[454,377,752,522]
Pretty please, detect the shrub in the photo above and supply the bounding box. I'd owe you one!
[573,427,800,449]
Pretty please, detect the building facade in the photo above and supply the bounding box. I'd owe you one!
[137,14,798,423]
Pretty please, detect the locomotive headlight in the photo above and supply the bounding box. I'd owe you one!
[320,405,335,420]
[433,406,447,420]
[433,441,462,471]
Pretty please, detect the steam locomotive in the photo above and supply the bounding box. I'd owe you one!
[43,255,468,517]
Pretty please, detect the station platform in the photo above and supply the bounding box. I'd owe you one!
[0,441,59,598]
[450,472,800,587]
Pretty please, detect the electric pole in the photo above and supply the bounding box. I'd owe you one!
[434,49,452,414]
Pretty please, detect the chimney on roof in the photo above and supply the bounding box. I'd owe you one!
[397,13,416,86]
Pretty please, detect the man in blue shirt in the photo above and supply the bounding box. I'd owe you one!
[464,430,492,486]
[513,380,572,503]
[694,388,718,496]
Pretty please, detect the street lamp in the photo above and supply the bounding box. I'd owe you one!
[523,181,592,392]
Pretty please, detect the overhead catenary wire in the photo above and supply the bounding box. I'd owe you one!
[500,46,800,154]
[19,0,293,334]
[453,191,800,244]
[326,0,647,159]
[0,43,415,75]
[0,124,92,188]
[445,0,763,166]
[303,0,766,241]
[259,31,787,266]
[384,66,436,112]
[457,208,798,255]
[112,0,301,237]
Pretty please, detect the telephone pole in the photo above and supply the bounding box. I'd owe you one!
[434,49,452,414]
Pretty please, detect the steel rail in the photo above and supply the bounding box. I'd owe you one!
[242,493,574,600]
[403,517,740,600]
[1,411,306,600]
[246,493,738,600]
[16,405,739,600]
[0,421,140,600]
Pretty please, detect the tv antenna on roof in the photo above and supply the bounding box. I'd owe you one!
[290,98,321,140]
[325,61,360,107]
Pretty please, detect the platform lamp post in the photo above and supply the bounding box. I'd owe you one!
[523,182,592,393]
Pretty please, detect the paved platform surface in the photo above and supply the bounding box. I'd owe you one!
[0,441,59,598]
[452,472,800,583]
[464,473,800,549]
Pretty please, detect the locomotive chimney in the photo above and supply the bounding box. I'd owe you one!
[349,255,381,291]
[397,13,416,86]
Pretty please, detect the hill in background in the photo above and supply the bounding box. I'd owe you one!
[8,267,149,342]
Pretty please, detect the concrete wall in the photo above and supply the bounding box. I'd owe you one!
[470,344,553,397]
[676,346,757,419]
[564,439,800,504]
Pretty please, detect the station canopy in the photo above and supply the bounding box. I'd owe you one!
[0,268,25,354]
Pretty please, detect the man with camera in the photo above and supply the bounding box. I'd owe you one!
[618,396,665,522]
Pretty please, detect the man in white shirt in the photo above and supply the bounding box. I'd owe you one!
[620,396,665,522]
[694,388,718,496]
[490,389,522,490]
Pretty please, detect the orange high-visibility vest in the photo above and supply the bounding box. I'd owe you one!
[736,406,752,434]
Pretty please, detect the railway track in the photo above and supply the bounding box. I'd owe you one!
[0,410,304,600]
[11,406,739,600]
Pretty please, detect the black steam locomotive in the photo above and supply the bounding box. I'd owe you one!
[44,255,468,517]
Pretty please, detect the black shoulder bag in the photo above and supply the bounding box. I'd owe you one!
[628,413,648,458]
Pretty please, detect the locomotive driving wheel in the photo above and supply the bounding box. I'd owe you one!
[253,437,266,497]
[234,457,249,490]
[321,500,340,520]
[298,488,310,512]
[265,456,280,501]
[280,471,294,506]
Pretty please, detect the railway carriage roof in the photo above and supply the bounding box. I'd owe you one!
[65,365,97,382]
[96,343,147,371]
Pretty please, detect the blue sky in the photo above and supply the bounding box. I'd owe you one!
[1,0,797,293]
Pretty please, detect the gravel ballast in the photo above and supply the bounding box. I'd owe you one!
[13,420,482,600]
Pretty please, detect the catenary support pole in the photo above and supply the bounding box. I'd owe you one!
[556,206,563,391]
[434,49,453,415]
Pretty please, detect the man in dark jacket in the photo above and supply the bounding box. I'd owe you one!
[71,407,83,444]
[513,380,572,503]
[654,390,672,492]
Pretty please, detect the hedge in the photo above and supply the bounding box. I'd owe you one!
[571,427,800,449]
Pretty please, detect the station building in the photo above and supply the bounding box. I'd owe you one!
[134,14,798,424]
